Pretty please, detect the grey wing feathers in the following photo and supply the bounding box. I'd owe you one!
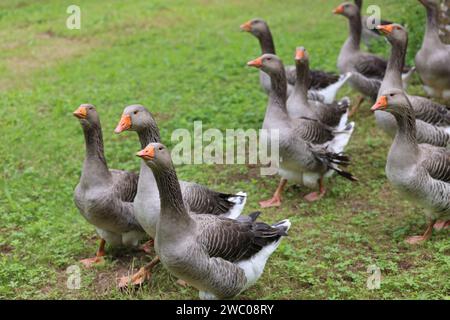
[111,169,139,202]
[181,182,244,215]
[416,120,450,147]
[421,146,450,183]
[410,96,450,126]
[355,54,387,79]
[293,117,335,144]
[199,213,287,263]
[348,72,381,100]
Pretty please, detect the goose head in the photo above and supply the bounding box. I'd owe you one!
[371,88,412,115]
[247,53,283,76]
[376,23,408,46]
[294,46,309,65]
[115,104,158,134]
[240,18,269,38]
[137,142,172,171]
[333,2,359,18]
[73,104,99,128]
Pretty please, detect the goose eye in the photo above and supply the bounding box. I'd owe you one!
[390,94,394,97]
[158,147,163,150]
[266,57,271,61]
[134,111,138,115]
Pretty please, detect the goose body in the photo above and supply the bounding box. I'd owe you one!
[415,0,450,101]
[240,18,350,103]
[137,143,290,299]
[115,105,247,239]
[334,2,413,101]
[375,23,450,147]
[72,104,146,266]
[372,89,450,243]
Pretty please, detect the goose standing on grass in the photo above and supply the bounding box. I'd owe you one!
[240,18,351,103]
[72,104,147,267]
[415,0,450,101]
[247,54,357,207]
[333,2,414,109]
[114,105,247,286]
[371,89,450,244]
[375,23,450,147]
[136,142,290,300]
[288,47,351,130]
[354,0,393,48]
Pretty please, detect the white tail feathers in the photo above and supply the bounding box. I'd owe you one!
[318,72,352,104]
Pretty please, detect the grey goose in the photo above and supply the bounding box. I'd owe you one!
[372,89,450,244]
[247,54,356,207]
[73,104,147,267]
[137,142,290,299]
[114,105,247,286]
[375,23,450,147]
[240,18,351,103]
[333,2,414,103]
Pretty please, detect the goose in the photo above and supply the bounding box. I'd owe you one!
[415,0,450,101]
[247,54,356,207]
[240,18,351,103]
[288,46,351,131]
[333,2,414,104]
[114,105,247,286]
[72,104,147,267]
[375,23,450,147]
[371,89,450,244]
[136,142,290,300]
[354,0,393,48]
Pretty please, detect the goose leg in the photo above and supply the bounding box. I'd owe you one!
[140,239,154,254]
[304,177,326,202]
[348,95,364,117]
[118,256,160,288]
[405,220,436,245]
[433,220,450,231]
[80,238,106,268]
[259,178,287,208]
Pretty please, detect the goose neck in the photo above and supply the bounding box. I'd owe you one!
[257,29,276,55]
[346,13,362,50]
[390,104,419,158]
[81,122,110,180]
[138,124,161,149]
[152,165,192,224]
[423,5,441,45]
[293,61,310,102]
[384,38,407,89]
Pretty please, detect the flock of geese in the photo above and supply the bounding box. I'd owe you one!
[71,0,449,299]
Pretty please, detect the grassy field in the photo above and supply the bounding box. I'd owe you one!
[0,0,448,300]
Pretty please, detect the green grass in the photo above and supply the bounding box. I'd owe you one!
[0,0,449,300]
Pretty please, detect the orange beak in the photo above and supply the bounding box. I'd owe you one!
[240,21,252,32]
[376,24,394,35]
[73,106,87,119]
[114,114,132,133]
[295,48,305,60]
[333,5,344,14]
[247,57,263,68]
[136,145,155,160]
[371,96,388,111]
